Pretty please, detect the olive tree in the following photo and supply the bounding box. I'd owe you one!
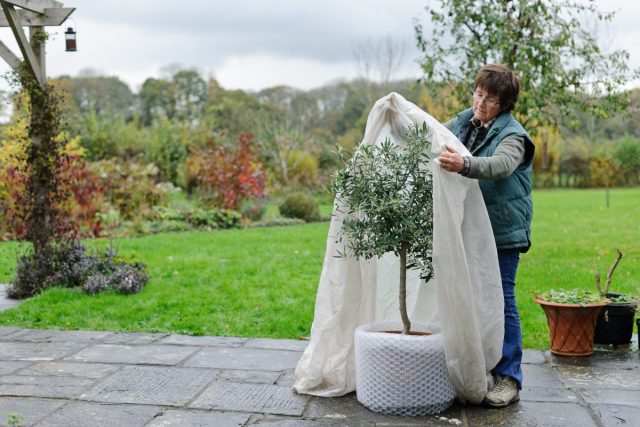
[331,124,434,334]
[414,0,638,134]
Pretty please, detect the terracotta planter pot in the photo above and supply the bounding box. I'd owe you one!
[534,297,608,357]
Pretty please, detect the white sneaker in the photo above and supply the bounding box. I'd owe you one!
[482,374,520,408]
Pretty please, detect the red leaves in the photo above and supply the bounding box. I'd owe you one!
[187,133,267,210]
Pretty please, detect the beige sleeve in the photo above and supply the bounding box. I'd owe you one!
[465,135,526,180]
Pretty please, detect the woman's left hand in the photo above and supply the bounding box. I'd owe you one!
[438,145,464,173]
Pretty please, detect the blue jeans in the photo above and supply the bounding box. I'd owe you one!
[492,249,523,389]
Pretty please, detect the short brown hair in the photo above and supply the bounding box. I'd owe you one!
[474,64,520,112]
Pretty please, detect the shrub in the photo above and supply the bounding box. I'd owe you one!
[8,240,149,299]
[83,274,111,295]
[109,263,149,294]
[150,206,242,232]
[240,199,267,221]
[0,122,104,240]
[279,193,320,222]
[186,133,267,210]
[286,149,319,189]
[249,218,306,228]
[90,159,168,221]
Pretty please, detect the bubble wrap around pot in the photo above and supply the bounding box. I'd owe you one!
[355,321,456,416]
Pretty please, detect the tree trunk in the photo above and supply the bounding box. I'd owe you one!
[399,243,411,334]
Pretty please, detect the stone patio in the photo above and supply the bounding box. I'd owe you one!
[0,284,638,426]
[0,325,637,426]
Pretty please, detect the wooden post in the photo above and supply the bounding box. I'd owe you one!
[0,2,74,260]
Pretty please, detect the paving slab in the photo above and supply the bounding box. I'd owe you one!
[275,370,296,387]
[0,301,19,312]
[521,363,564,388]
[34,402,161,427]
[81,365,217,406]
[217,369,281,384]
[190,381,309,416]
[100,332,169,345]
[65,343,200,365]
[555,364,640,390]
[18,361,119,379]
[465,401,598,427]
[305,393,465,426]
[590,403,640,427]
[243,338,309,352]
[0,374,96,399]
[0,360,30,375]
[184,347,302,371]
[146,409,250,426]
[0,328,31,340]
[249,418,350,426]
[8,329,112,343]
[521,349,546,365]
[0,397,65,426]
[0,326,22,338]
[158,334,248,347]
[546,348,638,368]
[578,387,640,406]
[519,385,580,403]
[0,341,86,361]
[0,285,20,312]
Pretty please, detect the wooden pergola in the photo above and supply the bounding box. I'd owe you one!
[0,0,75,86]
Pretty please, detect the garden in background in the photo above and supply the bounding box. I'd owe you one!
[0,187,637,349]
[0,0,638,353]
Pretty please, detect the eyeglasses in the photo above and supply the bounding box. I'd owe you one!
[472,91,500,107]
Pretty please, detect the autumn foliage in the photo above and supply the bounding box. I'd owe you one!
[186,134,267,210]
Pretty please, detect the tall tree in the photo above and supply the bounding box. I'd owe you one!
[414,0,638,134]
[139,77,177,125]
[172,69,207,124]
[59,73,135,117]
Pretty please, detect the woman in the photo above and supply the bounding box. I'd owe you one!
[438,64,535,408]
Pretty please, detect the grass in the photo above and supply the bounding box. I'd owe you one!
[0,225,328,339]
[518,187,639,348]
[0,187,638,348]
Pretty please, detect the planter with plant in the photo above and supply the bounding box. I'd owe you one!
[534,288,609,357]
[593,250,638,345]
[332,123,456,416]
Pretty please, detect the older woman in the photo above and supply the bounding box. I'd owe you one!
[439,64,535,408]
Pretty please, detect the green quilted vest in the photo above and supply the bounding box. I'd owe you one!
[452,108,534,251]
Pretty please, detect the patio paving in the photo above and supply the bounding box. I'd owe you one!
[0,287,638,426]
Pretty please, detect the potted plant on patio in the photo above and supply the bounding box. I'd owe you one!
[534,288,609,357]
[331,123,456,416]
[593,250,639,345]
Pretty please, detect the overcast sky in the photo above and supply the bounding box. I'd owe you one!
[0,0,638,94]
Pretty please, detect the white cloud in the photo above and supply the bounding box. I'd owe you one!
[215,54,357,91]
[0,0,636,94]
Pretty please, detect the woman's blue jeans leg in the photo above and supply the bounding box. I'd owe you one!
[492,249,523,389]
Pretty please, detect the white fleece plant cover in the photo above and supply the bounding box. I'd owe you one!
[293,92,504,404]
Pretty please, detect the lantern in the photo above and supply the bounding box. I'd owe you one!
[65,27,76,52]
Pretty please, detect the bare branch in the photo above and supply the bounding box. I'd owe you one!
[604,249,623,295]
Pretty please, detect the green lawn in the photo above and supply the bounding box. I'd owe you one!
[0,187,638,348]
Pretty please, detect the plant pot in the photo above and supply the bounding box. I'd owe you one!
[534,297,608,357]
[354,321,456,416]
[594,293,638,345]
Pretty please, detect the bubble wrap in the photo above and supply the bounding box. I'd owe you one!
[355,321,456,416]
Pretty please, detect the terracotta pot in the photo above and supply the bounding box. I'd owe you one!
[534,297,608,357]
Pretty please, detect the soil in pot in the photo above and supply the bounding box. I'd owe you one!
[594,293,638,345]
